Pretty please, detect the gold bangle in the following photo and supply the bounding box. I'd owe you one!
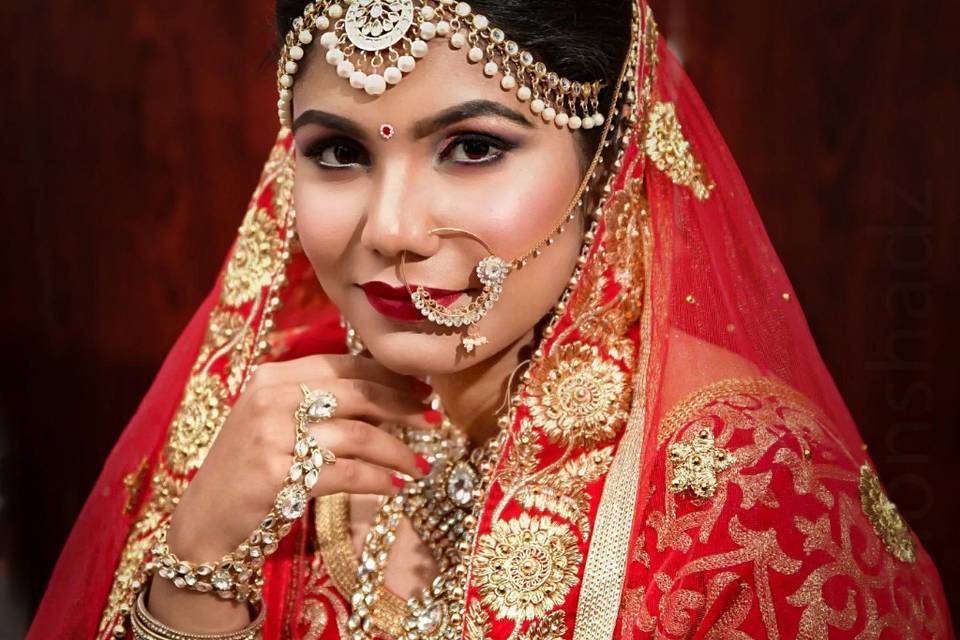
[131,592,265,640]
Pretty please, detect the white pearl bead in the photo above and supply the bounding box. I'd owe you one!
[568,115,582,130]
[325,48,344,65]
[315,16,330,30]
[337,60,355,78]
[593,113,605,126]
[517,86,532,101]
[455,2,471,17]
[298,30,313,44]
[582,115,595,130]
[280,89,292,101]
[473,15,488,30]
[285,60,298,74]
[384,66,402,84]
[289,46,304,61]
[542,106,556,122]
[530,99,545,114]
[277,98,287,108]
[436,21,451,36]
[411,39,429,58]
[328,4,344,19]
[483,61,498,76]
[555,113,569,127]
[500,75,516,90]
[364,74,386,95]
[280,74,294,88]
[421,6,435,20]
[467,47,484,63]
[420,22,436,40]
[349,71,367,89]
[397,55,416,72]
[320,32,338,49]
[450,32,466,49]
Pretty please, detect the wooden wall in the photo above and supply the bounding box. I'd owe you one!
[1,0,956,622]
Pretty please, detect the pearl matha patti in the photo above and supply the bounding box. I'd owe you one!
[277,0,607,131]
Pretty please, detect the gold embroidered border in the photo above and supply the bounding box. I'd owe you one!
[571,202,654,640]
[656,377,826,446]
[314,494,408,637]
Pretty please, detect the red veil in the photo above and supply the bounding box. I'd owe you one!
[30,2,952,638]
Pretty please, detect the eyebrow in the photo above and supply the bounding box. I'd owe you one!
[291,99,533,139]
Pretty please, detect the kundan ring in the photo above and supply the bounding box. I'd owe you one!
[298,384,339,423]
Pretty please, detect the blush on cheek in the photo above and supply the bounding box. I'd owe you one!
[293,184,357,272]
[473,182,575,259]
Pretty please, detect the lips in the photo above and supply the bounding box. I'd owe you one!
[359,281,465,322]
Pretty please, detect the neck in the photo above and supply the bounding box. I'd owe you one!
[429,328,537,446]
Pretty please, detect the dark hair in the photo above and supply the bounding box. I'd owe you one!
[274,1,633,156]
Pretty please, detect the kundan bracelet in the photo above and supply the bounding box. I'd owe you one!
[146,385,338,602]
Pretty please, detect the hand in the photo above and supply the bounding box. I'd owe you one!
[148,354,435,632]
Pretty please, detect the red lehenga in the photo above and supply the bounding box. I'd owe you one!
[30,2,953,639]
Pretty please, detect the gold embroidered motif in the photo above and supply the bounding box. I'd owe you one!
[464,601,492,640]
[164,373,229,472]
[524,342,629,448]
[514,447,614,537]
[517,610,568,640]
[472,513,582,622]
[667,426,735,498]
[644,101,714,200]
[858,464,917,563]
[122,458,148,515]
[96,135,296,639]
[219,206,285,307]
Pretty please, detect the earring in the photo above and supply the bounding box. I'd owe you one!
[339,316,366,355]
[379,124,395,140]
[400,228,511,353]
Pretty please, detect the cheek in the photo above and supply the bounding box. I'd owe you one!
[293,169,359,274]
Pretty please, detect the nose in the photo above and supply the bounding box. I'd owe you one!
[360,160,439,260]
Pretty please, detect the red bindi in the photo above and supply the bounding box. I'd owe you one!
[379,124,395,140]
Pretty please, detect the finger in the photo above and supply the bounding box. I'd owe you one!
[252,355,426,395]
[318,378,435,429]
[309,419,423,478]
[310,457,400,497]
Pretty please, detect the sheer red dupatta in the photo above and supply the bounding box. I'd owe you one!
[610,7,953,638]
[28,135,345,639]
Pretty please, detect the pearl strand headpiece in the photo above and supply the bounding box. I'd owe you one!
[277,0,607,131]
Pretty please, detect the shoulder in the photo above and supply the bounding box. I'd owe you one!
[630,371,950,638]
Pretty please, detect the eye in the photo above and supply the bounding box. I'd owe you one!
[303,138,369,169]
[440,134,514,165]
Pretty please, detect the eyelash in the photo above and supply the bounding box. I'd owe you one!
[302,132,517,171]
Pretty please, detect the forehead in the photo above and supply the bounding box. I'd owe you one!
[292,43,537,128]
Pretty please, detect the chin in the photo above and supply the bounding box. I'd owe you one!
[357,325,471,376]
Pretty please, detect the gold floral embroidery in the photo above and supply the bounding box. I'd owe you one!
[667,426,735,498]
[164,373,229,472]
[472,513,582,622]
[524,342,629,448]
[96,135,296,639]
[122,457,148,515]
[644,101,714,200]
[858,464,916,563]
[518,610,568,640]
[220,205,285,307]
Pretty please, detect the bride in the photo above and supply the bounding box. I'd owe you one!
[30,1,952,638]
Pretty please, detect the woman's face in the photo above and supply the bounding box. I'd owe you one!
[292,43,587,377]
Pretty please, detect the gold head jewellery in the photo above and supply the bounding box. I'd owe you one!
[146,386,337,602]
[276,0,606,130]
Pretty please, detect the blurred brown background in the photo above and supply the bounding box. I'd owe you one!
[1,0,957,632]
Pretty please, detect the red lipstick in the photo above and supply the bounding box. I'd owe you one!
[359,281,465,322]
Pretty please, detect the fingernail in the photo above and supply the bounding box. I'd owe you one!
[410,379,433,399]
[414,455,433,476]
[424,409,443,425]
[392,473,413,489]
